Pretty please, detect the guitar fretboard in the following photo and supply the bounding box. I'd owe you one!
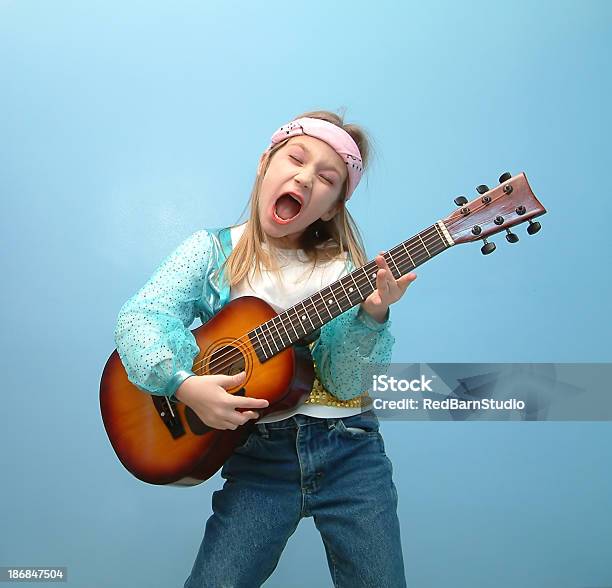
[248,222,453,362]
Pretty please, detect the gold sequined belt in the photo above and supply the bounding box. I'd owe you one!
[304,374,370,408]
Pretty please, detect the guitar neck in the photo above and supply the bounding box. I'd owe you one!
[249,221,454,362]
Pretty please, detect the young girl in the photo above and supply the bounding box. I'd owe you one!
[114,110,416,587]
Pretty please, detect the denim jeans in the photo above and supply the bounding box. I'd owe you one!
[184,410,406,588]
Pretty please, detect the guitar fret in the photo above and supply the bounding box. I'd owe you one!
[257,325,274,358]
[401,242,415,267]
[387,252,401,279]
[309,296,324,325]
[317,291,333,321]
[266,323,277,352]
[366,265,377,290]
[417,233,431,256]
[269,321,282,352]
[433,223,444,246]
[328,285,341,312]
[409,239,427,263]
[347,272,363,300]
[429,226,444,255]
[369,266,377,283]
[273,315,290,348]
[360,267,372,295]
[252,328,264,357]
[338,277,353,309]
[289,308,303,339]
[300,301,317,331]
[278,314,292,343]
[266,320,278,352]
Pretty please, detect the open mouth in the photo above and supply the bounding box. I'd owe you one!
[272,193,303,224]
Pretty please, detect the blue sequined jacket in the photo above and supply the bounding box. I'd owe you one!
[114,226,395,401]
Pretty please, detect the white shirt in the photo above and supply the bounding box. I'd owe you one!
[229,222,362,423]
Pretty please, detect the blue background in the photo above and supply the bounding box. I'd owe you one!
[1,1,611,586]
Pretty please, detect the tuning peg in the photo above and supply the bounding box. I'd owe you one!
[505,228,519,243]
[499,172,512,183]
[476,184,489,194]
[481,238,496,255]
[527,220,541,235]
[454,196,468,206]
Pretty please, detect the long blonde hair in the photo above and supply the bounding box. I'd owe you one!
[219,109,374,289]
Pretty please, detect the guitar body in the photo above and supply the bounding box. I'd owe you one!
[100,296,315,486]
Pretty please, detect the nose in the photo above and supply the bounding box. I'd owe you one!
[294,169,312,191]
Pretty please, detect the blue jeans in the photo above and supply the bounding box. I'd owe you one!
[184,410,406,588]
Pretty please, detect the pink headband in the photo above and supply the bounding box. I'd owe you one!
[266,116,363,201]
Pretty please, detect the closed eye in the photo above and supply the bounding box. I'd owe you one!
[290,156,334,184]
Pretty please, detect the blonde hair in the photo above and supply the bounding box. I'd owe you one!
[219,109,374,289]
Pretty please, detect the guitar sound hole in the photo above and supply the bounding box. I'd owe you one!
[184,345,247,435]
[209,345,246,376]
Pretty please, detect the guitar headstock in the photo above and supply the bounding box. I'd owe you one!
[442,172,546,254]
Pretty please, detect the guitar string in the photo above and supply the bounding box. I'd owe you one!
[186,196,524,381]
[187,229,448,378]
[191,227,445,375]
[193,229,447,376]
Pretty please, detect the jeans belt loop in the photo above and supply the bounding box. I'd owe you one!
[256,423,269,438]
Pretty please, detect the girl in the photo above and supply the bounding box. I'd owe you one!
[114,110,416,587]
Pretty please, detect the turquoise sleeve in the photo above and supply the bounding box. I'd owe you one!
[311,303,395,401]
[113,230,212,398]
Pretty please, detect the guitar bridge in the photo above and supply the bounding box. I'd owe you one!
[151,395,187,439]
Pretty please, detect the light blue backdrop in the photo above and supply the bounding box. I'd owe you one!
[1,1,610,587]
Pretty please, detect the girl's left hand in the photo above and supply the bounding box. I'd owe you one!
[360,252,417,323]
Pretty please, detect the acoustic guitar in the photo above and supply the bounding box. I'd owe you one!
[100,171,546,486]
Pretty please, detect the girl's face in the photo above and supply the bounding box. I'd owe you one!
[257,135,348,248]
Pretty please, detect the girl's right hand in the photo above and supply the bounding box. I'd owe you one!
[174,371,269,430]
